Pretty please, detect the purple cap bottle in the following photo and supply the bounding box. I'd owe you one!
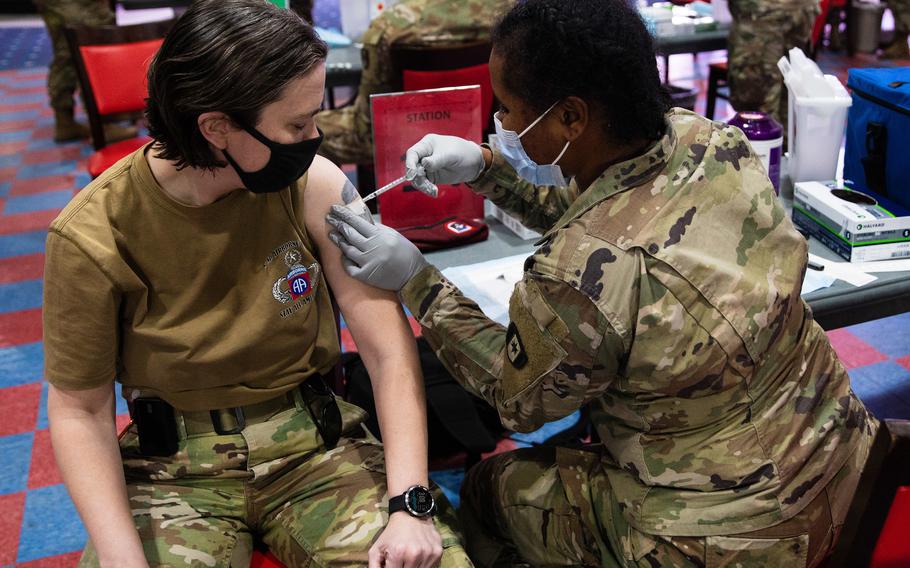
[727,111,784,193]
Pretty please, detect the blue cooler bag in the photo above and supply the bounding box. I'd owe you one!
[844,68,910,210]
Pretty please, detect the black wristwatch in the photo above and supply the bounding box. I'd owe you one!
[388,485,436,518]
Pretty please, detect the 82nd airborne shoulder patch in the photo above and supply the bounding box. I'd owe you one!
[506,322,528,369]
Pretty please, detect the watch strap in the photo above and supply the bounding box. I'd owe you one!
[388,493,408,515]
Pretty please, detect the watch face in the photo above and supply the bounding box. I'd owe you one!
[406,486,435,516]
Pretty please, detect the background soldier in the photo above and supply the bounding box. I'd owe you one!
[883,0,910,59]
[727,0,820,129]
[35,0,135,142]
[316,0,512,166]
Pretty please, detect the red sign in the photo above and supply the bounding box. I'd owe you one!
[370,86,485,229]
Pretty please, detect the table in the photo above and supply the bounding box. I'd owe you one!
[655,26,729,56]
[654,26,729,84]
[422,215,910,332]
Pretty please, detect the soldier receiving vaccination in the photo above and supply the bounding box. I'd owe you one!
[316,0,512,166]
[42,1,471,566]
[327,0,878,566]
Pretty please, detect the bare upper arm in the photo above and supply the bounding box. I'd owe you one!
[302,156,414,359]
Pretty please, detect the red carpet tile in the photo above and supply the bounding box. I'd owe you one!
[0,102,45,114]
[0,119,34,133]
[22,146,85,166]
[0,210,57,236]
[0,492,26,565]
[0,382,41,437]
[10,174,77,196]
[827,328,890,369]
[27,428,63,490]
[0,253,44,285]
[17,551,83,568]
[0,140,29,156]
[0,308,43,348]
[0,167,16,183]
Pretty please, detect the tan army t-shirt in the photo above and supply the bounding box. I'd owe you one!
[42,145,340,410]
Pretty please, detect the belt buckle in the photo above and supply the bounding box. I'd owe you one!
[210,407,246,435]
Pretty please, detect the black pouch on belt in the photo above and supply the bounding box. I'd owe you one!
[299,375,342,450]
[132,397,179,457]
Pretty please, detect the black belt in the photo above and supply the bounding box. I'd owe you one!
[134,375,342,450]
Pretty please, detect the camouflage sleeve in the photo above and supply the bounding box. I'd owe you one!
[400,264,622,432]
[468,146,577,234]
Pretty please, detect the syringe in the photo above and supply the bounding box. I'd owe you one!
[361,176,408,203]
[361,173,439,203]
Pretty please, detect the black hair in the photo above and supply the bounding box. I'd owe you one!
[145,0,328,170]
[492,0,669,143]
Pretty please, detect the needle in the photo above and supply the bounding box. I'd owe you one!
[361,175,408,203]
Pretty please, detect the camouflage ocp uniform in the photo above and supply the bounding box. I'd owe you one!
[78,396,471,567]
[34,0,114,112]
[727,0,820,129]
[399,109,878,567]
[316,0,511,165]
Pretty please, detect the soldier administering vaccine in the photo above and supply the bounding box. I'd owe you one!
[326,0,878,565]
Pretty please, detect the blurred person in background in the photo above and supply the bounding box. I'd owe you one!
[316,0,512,166]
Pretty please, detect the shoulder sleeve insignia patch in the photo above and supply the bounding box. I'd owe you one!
[506,322,528,369]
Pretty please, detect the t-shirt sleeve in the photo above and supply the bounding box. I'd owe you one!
[43,230,120,390]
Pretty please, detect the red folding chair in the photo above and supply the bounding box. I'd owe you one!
[391,40,494,135]
[824,419,910,567]
[64,19,174,178]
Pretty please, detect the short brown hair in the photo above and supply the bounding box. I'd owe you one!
[145,0,328,170]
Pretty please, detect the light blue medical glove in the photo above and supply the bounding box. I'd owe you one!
[405,134,485,190]
[326,204,429,291]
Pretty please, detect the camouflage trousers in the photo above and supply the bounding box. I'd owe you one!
[459,442,869,568]
[35,0,113,112]
[727,7,818,131]
[79,396,471,567]
[889,0,910,34]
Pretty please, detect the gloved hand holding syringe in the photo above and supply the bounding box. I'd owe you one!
[341,166,439,225]
[361,166,440,203]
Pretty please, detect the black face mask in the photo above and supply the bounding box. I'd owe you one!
[223,124,324,194]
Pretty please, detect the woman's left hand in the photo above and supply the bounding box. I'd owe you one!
[326,204,428,291]
[368,513,443,568]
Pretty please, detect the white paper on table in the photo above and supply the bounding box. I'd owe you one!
[848,258,910,273]
[808,253,878,287]
[441,254,528,326]
[801,270,837,294]
[442,252,883,327]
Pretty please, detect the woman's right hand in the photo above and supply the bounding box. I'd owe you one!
[404,134,487,189]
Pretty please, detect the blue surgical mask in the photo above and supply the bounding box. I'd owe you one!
[493,101,570,187]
